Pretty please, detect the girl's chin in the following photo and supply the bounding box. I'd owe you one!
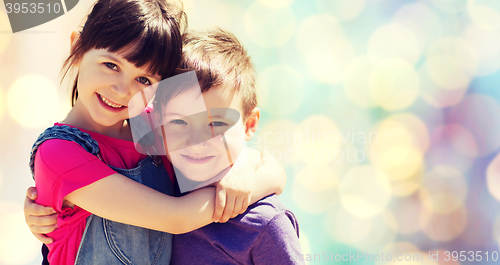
[91,114,124,127]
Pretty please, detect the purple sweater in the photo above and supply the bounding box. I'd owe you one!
[171,195,304,264]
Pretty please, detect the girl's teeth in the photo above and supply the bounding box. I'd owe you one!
[100,95,123,108]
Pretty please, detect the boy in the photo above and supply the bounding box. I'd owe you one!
[153,29,303,264]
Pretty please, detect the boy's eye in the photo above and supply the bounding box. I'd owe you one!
[104,62,118,71]
[210,121,227,127]
[170,119,187,125]
[137,77,151,85]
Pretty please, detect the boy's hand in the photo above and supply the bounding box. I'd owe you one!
[213,148,262,223]
[24,187,57,244]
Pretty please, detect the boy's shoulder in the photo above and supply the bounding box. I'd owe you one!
[172,194,300,264]
[240,194,295,227]
[225,194,300,241]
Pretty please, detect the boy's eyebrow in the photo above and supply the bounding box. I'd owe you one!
[163,111,226,119]
[163,111,185,117]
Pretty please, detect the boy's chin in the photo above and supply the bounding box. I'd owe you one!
[175,166,232,193]
[181,169,217,182]
[179,166,231,183]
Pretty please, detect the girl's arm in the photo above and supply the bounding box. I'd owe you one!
[66,174,216,234]
[26,149,286,236]
[214,149,286,222]
[65,149,285,234]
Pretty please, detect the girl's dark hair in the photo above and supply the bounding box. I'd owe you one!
[63,0,187,106]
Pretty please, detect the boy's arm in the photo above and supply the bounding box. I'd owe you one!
[250,212,304,265]
[24,187,57,244]
[214,149,287,222]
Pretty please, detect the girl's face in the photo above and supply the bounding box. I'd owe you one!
[75,48,161,128]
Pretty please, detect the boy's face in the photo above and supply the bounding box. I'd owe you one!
[159,85,249,183]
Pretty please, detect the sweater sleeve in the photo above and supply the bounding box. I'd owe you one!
[250,210,305,265]
[34,139,117,212]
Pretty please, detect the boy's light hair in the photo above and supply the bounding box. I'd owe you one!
[154,28,257,120]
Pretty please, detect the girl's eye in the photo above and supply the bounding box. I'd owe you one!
[104,62,118,71]
[210,121,227,127]
[170,119,187,125]
[137,77,151,85]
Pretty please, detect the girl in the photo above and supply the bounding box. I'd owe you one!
[24,0,286,264]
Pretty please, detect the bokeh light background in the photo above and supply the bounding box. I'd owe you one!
[2,0,500,264]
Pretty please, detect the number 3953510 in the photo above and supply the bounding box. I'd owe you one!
[5,3,62,14]
[444,251,499,262]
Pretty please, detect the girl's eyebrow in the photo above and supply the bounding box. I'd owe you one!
[100,54,160,79]
[100,54,123,64]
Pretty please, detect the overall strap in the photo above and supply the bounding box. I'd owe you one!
[29,125,100,179]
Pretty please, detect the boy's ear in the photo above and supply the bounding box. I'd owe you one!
[244,107,260,141]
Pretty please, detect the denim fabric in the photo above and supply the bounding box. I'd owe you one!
[29,125,174,265]
[75,156,174,265]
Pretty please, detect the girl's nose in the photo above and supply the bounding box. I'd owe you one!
[110,79,139,98]
[110,83,131,97]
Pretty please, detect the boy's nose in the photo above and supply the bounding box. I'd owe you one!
[187,127,212,146]
[188,139,210,152]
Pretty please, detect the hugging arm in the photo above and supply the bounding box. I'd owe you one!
[212,148,287,222]
[25,148,286,238]
[67,148,286,233]
[23,180,218,238]
[65,172,217,234]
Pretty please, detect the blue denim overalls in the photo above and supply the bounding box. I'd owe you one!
[29,125,174,265]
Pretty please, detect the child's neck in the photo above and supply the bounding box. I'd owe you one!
[62,101,132,141]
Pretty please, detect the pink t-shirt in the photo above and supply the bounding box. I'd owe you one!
[34,123,148,265]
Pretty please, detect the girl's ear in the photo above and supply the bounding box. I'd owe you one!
[244,107,260,141]
[70,31,81,65]
[70,31,80,50]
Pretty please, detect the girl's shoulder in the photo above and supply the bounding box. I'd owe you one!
[32,123,103,176]
[36,138,102,175]
[34,137,116,189]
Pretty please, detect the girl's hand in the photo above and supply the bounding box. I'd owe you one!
[24,187,57,244]
[213,148,262,223]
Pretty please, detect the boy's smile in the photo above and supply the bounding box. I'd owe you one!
[180,154,215,164]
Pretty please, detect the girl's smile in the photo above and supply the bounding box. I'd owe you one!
[97,93,126,109]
